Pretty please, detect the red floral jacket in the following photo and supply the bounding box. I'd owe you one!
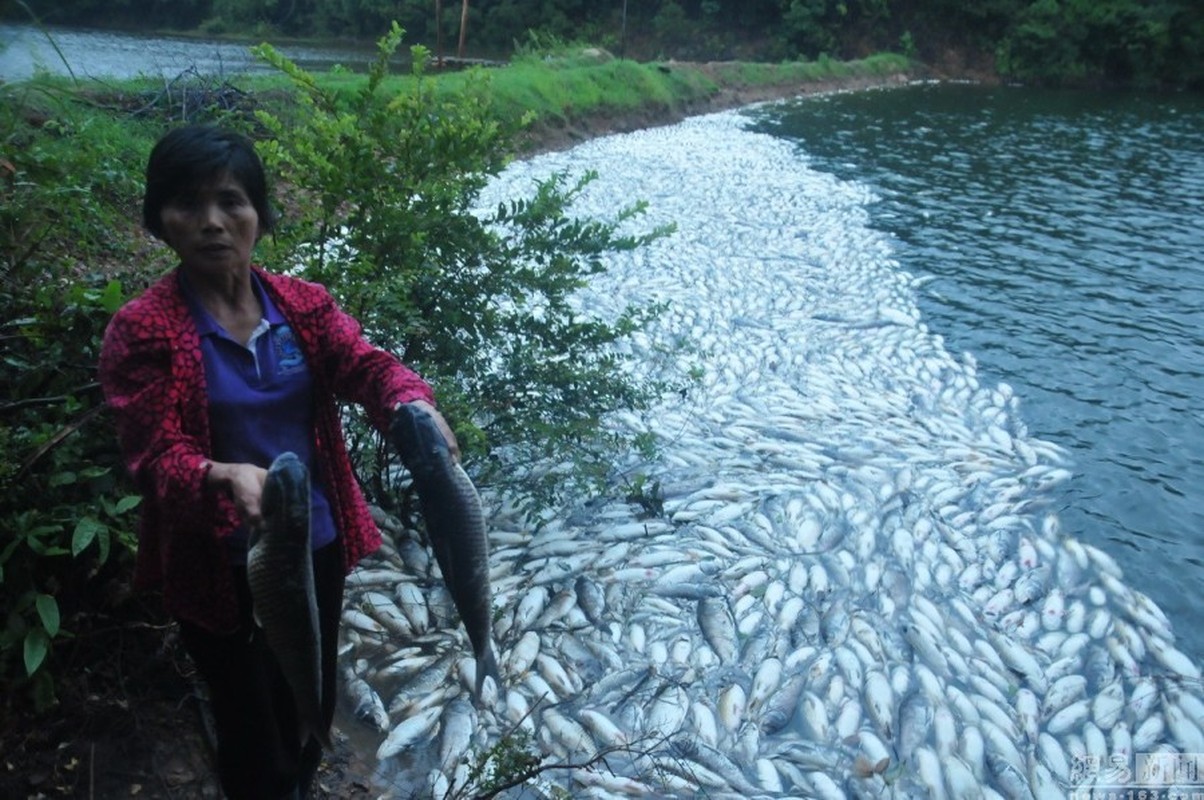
[99,267,434,633]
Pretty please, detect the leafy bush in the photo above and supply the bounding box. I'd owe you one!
[779,0,841,60]
[0,84,153,709]
[251,24,677,514]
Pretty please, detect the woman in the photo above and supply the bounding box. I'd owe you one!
[99,125,456,799]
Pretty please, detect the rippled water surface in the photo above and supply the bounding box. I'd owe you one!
[0,23,383,81]
[750,84,1204,664]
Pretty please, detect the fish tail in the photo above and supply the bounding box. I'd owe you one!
[303,716,333,751]
[474,642,504,705]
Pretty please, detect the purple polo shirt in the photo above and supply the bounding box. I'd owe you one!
[180,272,337,562]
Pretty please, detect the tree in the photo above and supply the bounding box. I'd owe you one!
[251,25,676,511]
[458,0,469,57]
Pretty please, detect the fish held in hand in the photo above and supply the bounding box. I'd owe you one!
[390,403,502,703]
[248,451,330,749]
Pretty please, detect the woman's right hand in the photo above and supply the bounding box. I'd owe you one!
[205,461,268,528]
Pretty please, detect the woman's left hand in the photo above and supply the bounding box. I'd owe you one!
[404,399,461,462]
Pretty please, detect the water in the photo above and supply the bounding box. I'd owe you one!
[748,83,1204,663]
[0,23,385,81]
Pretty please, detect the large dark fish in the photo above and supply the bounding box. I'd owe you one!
[247,451,330,749]
[390,403,502,702]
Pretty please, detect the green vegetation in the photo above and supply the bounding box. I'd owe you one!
[235,42,908,140]
[995,0,1198,87]
[9,0,1203,89]
[0,90,159,709]
[250,26,678,510]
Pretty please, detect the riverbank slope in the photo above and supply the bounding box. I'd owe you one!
[510,56,921,155]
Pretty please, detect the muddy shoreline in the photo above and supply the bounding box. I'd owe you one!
[516,68,924,156]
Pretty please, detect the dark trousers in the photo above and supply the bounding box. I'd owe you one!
[179,542,345,800]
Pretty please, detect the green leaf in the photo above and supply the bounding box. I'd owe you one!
[71,516,105,556]
[99,279,125,313]
[35,594,59,637]
[114,495,142,514]
[24,628,49,676]
[97,527,111,565]
[1,533,23,565]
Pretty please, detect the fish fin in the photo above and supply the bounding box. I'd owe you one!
[853,755,876,777]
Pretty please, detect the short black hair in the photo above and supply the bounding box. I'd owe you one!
[142,125,275,239]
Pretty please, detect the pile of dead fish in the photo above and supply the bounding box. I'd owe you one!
[337,105,1204,799]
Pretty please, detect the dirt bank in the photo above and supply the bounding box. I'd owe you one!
[516,66,918,155]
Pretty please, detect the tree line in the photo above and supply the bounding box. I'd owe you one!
[9,0,1204,89]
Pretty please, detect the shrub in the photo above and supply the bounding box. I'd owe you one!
[0,83,153,709]
[0,23,677,711]
[251,24,676,514]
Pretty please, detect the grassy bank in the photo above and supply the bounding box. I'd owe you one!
[254,47,914,153]
[490,50,915,152]
[49,46,914,156]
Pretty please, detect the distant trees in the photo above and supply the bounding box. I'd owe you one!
[7,0,1203,87]
[996,0,1201,87]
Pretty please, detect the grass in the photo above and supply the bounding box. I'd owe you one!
[3,46,914,158]
[238,47,913,137]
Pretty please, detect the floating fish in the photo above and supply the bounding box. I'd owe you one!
[377,706,442,760]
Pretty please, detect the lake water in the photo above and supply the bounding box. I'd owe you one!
[748,83,1204,663]
[0,23,384,81]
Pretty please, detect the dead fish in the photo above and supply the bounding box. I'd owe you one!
[343,667,389,733]
[377,706,442,760]
[248,452,329,749]
[697,595,738,663]
[391,403,502,702]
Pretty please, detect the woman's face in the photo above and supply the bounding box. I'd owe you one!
[158,172,260,277]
